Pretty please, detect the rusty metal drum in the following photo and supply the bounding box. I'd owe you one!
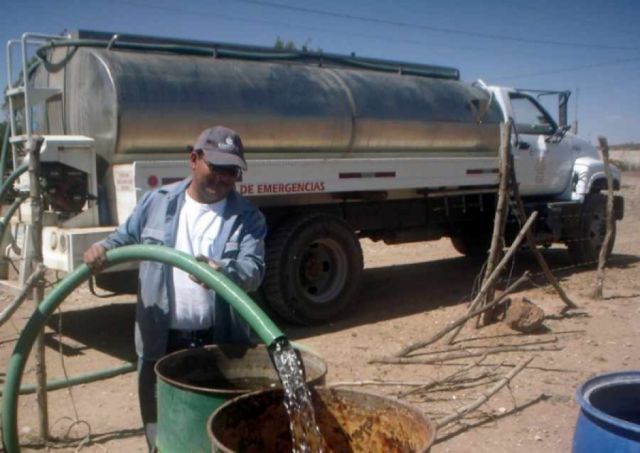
[208,387,437,452]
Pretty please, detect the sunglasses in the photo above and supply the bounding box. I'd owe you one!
[192,148,243,179]
[207,162,242,179]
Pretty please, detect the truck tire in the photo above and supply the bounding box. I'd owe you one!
[450,223,492,258]
[567,193,615,264]
[263,213,363,325]
[450,235,489,257]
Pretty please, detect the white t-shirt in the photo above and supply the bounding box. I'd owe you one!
[170,192,227,330]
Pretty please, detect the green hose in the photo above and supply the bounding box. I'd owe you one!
[0,163,27,206]
[0,363,136,396]
[2,244,285,452]
[0,195,26,244]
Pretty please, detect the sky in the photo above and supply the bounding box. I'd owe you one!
[2,0,639,145]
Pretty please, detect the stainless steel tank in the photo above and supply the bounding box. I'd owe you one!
[36,44,502,165]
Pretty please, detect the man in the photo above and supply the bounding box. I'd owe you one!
[83,126,266,451]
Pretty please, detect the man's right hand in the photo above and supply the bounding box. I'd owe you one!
[83,243,108,273]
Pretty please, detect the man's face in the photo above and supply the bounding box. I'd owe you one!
[189,151,240,203]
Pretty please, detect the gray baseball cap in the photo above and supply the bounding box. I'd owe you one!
[193,126,247,170]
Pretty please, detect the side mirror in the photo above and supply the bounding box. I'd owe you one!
[545,124,572,144]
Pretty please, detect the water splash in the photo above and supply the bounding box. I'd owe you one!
[269,338,326,453]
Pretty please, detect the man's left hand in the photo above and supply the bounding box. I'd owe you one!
[189,255,222,288]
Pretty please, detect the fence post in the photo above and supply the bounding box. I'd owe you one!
[480,120,512,324]
[28,136,49,440]
[592,137,615,299]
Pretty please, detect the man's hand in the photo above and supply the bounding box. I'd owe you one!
[195,254,221,271]
[83,243,108,273]
[189,254,222,288]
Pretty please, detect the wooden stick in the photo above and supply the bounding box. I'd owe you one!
[375,345,557,365]
[447,213,537,344]
[328,373,496,391]
[481,120,512,323]
[435,393,549,442]
[508,153,577,310]
[392,272,530,357]
[0,264,46,327]
[436,355,535,428]
[407,336,557,358]
[424,362,576,373]
[452,330,583,347]
[329,379,436,387]
[398,354,490,398]
[592,137,615,299]
[435,376,503,393]
[28,136,49,440]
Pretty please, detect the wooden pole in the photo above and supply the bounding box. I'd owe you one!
[592,137,615,299]
[0,264,46,327]
[28,136,49,440]
[480,120,512,324]
[508,153,577,310]
[447,212,538,344]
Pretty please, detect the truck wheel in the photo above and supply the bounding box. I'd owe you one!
[450,224,492,258]
[263,214,363,325]
[567,193,615,264]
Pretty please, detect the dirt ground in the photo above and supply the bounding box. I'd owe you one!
[1,172,639,453]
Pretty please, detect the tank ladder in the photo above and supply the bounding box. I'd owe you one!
[3,33,65,285]
[5,33,66,165]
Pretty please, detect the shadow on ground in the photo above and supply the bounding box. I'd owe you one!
[284,250,639,340]
[45,301,136,363]
[41,250,638,360]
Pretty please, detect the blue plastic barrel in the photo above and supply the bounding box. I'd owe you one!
[573,371,640,452]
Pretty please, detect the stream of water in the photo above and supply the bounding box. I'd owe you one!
[269,338,326,453]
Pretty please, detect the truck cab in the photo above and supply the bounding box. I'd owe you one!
[482,84,623,265]
[488,84,621,200]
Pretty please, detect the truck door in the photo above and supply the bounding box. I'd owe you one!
[509,93,574,196]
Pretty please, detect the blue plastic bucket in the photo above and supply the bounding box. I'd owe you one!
[573,371,640,452]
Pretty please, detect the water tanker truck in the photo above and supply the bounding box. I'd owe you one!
[2,31,623,324]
